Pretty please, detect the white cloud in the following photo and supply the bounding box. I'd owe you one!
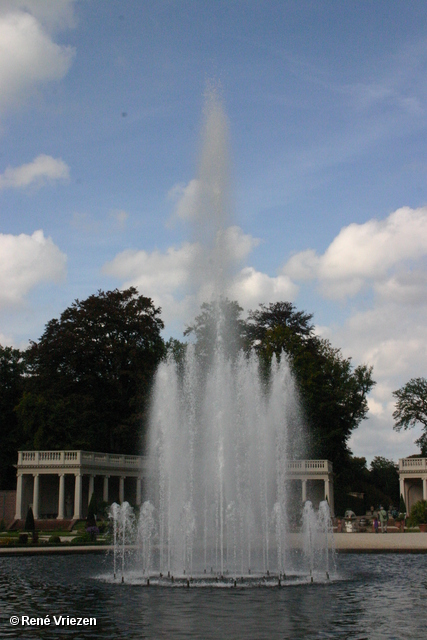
[0,9,75,113]
[0,1,77,32]
[229,267,297,310]
[103,226,297,327]
[168,179,201,221]
[0,154,69,189]
[0,230,66,308]
[285,206,427,299]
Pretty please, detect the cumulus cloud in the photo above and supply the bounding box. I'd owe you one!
[0,230,66,307]
[284,206,427,300]
[229,268,297,310]
[103,226,298,327]
[0,1,77,32]
[322,293,427,461]
[0,154,69,190]
[0,8,75,114]
[168,180,201,221]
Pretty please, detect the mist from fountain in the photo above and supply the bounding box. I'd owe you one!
[108,87,335,585]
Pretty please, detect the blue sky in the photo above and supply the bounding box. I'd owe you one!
[1,0,427,462]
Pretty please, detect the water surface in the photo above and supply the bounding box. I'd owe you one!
[0,553,425,639]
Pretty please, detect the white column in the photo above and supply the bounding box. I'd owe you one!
[103,475,109,503]
[325,476,335,517]
[423,477,427,501]
[136,477,142,506]
[15,473,23,520]
[302,479,307,503]
[88,475,95,504]
[57,473,65,519]
[33,473,40,520]
[399,478,405,508]
[119,476,125,504]
[73,473,82,519]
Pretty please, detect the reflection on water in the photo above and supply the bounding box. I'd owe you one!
[0,553,426,639]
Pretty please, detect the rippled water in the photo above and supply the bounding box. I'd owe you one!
[0,553,426,639]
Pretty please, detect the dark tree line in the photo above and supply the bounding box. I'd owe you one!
[1,291,381,514]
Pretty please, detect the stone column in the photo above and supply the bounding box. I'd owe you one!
[136,476,142,506]
[57,473,65,519]
[88,475,95,504]
[33,473,40,520]
[15,473,23,520]
[73,473,82,519]
[399,478,405,508]
[325,477,335,517]
[119,476,125,504]
[103,475,109,503]
[302,479,307,503]
[423,477,427,501]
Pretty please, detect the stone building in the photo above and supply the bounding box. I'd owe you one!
[13,450,334,525]
[399,457,427,512]
[14,450,146,523]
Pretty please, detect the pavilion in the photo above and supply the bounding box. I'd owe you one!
[13,450,335,525]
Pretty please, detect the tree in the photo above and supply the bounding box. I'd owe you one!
[184,298,375,508]
[184,298,246,365]
[369,457,399,506]
[245,301,314,344]
[17,288,165,455]
[247,304,375,468]
[0,346,26,489]
[245,302,375,513]
[393,378,427,454]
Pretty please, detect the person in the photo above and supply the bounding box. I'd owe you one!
[373,516,379,533]
[379,505,388,533]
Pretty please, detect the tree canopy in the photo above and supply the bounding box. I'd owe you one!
[16,288,165,455]
[246,302,375,468]
[0,346,26,489]
[184,298,246,364]
[393,377,427,454]
[184,299,375,506]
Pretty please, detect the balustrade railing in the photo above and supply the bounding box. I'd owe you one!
[399,457,427,471]
[18,450,146,469]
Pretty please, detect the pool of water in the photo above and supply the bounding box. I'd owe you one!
[0,553,425,639]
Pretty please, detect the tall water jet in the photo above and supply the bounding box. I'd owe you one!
[143,88,310,578]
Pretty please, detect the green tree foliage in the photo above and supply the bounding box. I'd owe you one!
[399,493,407,514]
[369,456,399,505]
[184,298,246,365]
[246,302,375,474]
[185,299,375,510]
[17,288,165,454]
[0,346,26,489]
[392,377,427,454]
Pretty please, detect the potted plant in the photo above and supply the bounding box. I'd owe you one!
[408,499,427,532]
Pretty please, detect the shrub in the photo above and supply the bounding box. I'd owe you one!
[71,533,91,544]
[408,500,427,526]
[86,493,98,528]
[49,535,61,544]
[18,533,28,544]
[24,507,35,532]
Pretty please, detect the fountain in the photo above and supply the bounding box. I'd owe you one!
[108,502,135,582]
[107,87,335,586]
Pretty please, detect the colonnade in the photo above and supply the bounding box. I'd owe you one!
[14,470,143,521]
